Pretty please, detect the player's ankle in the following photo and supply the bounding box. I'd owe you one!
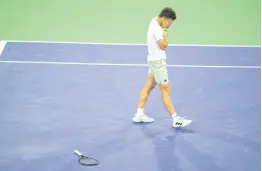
[171,113,178,119]
[137,108,144,114]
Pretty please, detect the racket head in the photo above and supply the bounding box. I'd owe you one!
[79,156,99,166]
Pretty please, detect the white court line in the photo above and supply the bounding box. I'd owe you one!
[0,41,7,56]
[0,60,260,69]
[6,40,261,48]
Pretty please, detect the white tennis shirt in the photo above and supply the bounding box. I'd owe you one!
[147,17,166,61]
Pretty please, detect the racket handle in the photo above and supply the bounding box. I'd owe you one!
[74,150,82,156]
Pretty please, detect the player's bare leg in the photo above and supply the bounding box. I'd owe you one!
[159,83,176,115]
[132,72,155,123]
[159,83,192,128]
[138,72,156,109]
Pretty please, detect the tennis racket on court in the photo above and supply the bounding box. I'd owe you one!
[74,150,99,166]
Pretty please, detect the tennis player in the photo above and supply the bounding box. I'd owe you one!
[132,7,192,128]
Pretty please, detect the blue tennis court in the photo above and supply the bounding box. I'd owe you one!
[0,42,261,171]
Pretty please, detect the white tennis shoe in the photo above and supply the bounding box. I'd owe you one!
[173,116,192,128]
[132,112,154,123]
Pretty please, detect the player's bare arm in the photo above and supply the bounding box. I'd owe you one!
[158,29,168,50]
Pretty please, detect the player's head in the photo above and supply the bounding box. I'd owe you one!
[158,7,176,28]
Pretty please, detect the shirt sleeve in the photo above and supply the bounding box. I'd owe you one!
[154,27,164,41]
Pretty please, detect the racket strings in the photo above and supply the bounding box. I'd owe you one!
[80,157,99,165]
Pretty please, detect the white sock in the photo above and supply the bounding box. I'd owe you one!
[172,113,178,119]
[137,108,144,114]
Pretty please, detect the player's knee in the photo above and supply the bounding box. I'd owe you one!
[150,82,156,90]
[159,83,170,95]
[144,83,155,92]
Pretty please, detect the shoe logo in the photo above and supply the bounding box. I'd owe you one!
[175,122,183,126]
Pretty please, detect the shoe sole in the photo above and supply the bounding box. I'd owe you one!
[132,119,154,123]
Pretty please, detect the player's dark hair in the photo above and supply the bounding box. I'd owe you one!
[159,7,176,20]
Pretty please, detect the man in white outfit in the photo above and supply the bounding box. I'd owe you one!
[132,7,192,128]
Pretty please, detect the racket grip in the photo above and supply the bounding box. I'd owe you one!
[74,150,82,156]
